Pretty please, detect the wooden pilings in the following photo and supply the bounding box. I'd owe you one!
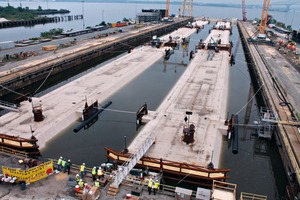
[0,15,83,29]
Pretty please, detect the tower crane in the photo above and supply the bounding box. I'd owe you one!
[165,0,170,17]
[259,0,270,34]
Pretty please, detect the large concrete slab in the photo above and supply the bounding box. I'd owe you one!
[128,29,231,168]
[0,21,206,151]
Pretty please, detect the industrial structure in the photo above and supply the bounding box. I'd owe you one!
[181,0,193,17]
[242,0,247,21]
[259,0,270,34]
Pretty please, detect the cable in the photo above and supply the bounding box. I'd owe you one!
[0,84,26,97]
[235,83,264,115]
[33,62,57,95]
[103,108,136,114]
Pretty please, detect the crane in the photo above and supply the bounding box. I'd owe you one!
[259,0,270,34]
[165,0,170,17]
[242,0,247,21]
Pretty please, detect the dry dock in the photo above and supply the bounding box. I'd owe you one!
[238,21,300,198]
[0,21,207,151]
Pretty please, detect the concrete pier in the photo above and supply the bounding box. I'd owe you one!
[128,23,231,168]
[0,21,206,151]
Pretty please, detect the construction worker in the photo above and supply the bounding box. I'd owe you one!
[147,178,153,195]
[153,180,160,195]
[57,156,62,171]
[61,159,66,173]
[75,174,80,183]
[97,167,104,180]
[80,163,86,178]
[66,159,72,175]
[92,166,97,181]
[78,179,84,189]
[94,179,100,187]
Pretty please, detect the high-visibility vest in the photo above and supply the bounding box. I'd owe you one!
[154,182,159,189]
[95,181,100,187]
[57,158,62,165]
[97,169,103,176]
[92,168,96,175]
[61,160,66,167]
[80,165,85,172]
[148,180,153,187]
[79,181,84,188]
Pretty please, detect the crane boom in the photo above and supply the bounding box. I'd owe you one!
[166,0,170,17]
[259,0,270,34]
[242,0,247,21]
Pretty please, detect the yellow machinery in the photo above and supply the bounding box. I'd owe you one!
[259,0,270,34]
[165,0,170,17]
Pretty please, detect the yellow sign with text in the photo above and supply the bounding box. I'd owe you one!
[2,160,54,183]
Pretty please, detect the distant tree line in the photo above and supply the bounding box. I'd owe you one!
[0,4,70,20]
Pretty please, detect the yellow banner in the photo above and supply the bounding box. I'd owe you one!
[2,160,54,183]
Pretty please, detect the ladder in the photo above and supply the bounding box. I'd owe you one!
[111,137,155,187]
[0,100,19,112]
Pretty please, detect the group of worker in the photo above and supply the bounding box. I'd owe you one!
[91,166,105,181]
[75,174,101,189]
[147,178,160,195]
[57,156,72,175]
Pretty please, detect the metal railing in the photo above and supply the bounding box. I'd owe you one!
[111,137,154,187]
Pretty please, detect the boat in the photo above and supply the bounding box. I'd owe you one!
[0,133,40,156]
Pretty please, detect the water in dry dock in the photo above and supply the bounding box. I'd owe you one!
[36,24,286,199]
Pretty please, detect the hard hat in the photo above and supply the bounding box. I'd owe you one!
[83,163,85,165]
[60,156,62,159]
[96,179,99,181]
[80,179,82,181]
[156,180,158,182]
[68,159,70,162]
[93,166,96,168]
[84,183,87,185]
[76,174,79,176]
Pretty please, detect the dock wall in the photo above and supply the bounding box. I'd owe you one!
[0,18,193,98]
[237,21,300,195]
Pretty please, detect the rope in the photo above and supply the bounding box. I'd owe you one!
[0,84,26,96]
[33,62,57,95]
[235,83,264,115]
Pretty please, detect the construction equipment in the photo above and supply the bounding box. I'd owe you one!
[165,0,170,17]
[259,0,270,34]
[181,0,193,17]
[242,0,247,21]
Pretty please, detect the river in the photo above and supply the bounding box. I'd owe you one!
[0,1,290,199]
[0,1,300,41]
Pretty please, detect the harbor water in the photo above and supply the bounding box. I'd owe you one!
[0,1,291,199]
